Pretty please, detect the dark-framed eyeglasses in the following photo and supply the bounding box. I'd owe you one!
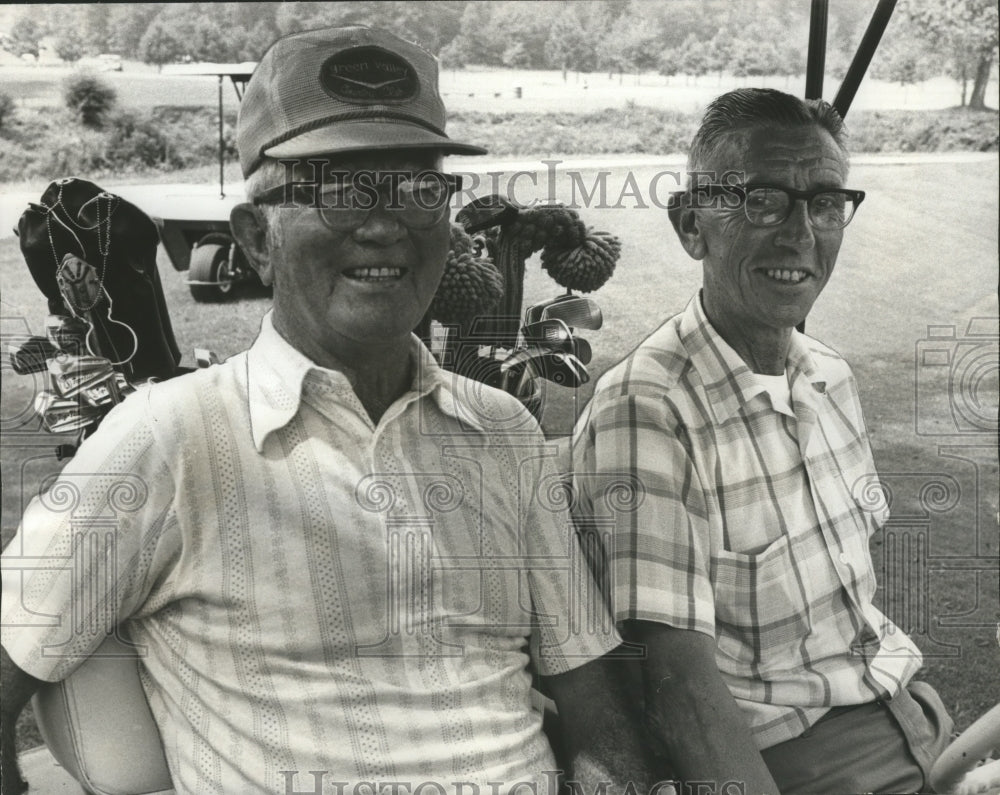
[691,183,866,230]
[252,171,463,231]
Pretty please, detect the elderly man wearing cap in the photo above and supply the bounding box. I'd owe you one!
[1,27,655,794]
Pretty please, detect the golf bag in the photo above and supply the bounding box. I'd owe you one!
[17,177,181,383]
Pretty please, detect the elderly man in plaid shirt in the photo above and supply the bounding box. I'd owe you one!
[569,88,952,794]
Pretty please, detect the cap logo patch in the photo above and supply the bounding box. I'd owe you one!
[320,46,418,103]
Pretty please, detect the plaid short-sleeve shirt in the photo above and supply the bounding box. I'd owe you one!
[570,294,922,749]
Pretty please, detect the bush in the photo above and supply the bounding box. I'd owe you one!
[0,102,995,184]
[0,92,16,132]
[447,105,698,157]
[148,106,238,167]
[105,111,180,170]
[849,109,1000,153]
[63,72,117,129]
[0,138,39,181]
[38,126,108,176]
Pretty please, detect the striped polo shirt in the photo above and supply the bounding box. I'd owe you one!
[2,313,619,792]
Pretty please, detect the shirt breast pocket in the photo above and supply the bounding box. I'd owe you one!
[712,533,810,672]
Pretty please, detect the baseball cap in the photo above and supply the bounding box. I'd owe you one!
[237,26,487,177]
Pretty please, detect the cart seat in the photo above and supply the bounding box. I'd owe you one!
[31,634,174,795]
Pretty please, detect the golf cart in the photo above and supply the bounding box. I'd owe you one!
[120,64,256,303]
[11,1,1000,792]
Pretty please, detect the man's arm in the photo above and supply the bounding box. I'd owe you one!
[624,620,778,795]
[540,652,661,789]
[1,645,43,795]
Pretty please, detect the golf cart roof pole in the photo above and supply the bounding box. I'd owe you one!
[834,0,898,118]
[218,75,225,199]
[800,0,829,333]
[805,0,829,100]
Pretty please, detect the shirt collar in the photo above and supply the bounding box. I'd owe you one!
[679,292,826,423]
[246,312,486,451]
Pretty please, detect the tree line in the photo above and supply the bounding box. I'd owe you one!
[5,1,997,109]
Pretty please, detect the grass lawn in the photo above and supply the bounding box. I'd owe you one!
[2,157,998,753]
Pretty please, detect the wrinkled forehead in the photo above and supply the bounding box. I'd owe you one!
[748,126,846,178]
[708,124,848,185]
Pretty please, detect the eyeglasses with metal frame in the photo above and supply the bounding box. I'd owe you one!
[690,183,866,230]
[252,171,463,231]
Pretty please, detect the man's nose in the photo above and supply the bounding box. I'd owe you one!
[774,199,816,251]
[352,203,407,243]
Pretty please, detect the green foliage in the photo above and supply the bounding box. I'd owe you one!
[438,38,467,70]
[678,33,712,79]
[105,5,162,56]
[657,47,683,79]
[62,73,117,129]
[82,4,113,54]
[0,93,16,132]
[189,16,228,60]
[501,42,531,70]
[706,29,736,77]
[453,3,499,65]
[871,33,942,86]
[241,19,280,61]
[489,3,560,69]
[0,101,955,177]
[897,0,999,108]
[546,5,592,72]
[600,1,665,73]
[849,108,1000,152]
[138,16,188,67]
[105,111,180,170]
[54,29,88,63]
[10,13,45,58]
[274,1,314,35]
[42,127,109,175]
[12,0,963,89]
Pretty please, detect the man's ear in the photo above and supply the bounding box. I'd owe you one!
[230,203,273,286]
[668,202,708,261]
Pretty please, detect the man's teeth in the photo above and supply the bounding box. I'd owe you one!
[344,267,404,280]
[765,269,808,283]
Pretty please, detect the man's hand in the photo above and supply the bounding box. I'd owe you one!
[540,651,662,791]
[1,646,43,795]
[624,620,779,795]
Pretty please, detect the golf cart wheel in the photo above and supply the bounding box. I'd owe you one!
[188,243,233,302]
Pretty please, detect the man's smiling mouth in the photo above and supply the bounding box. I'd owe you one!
[764,268,809,284]
[343,267,407,282]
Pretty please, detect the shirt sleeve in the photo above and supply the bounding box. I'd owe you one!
[521,434,622,676]
[569,392,716,639]
[1,388,178,682]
